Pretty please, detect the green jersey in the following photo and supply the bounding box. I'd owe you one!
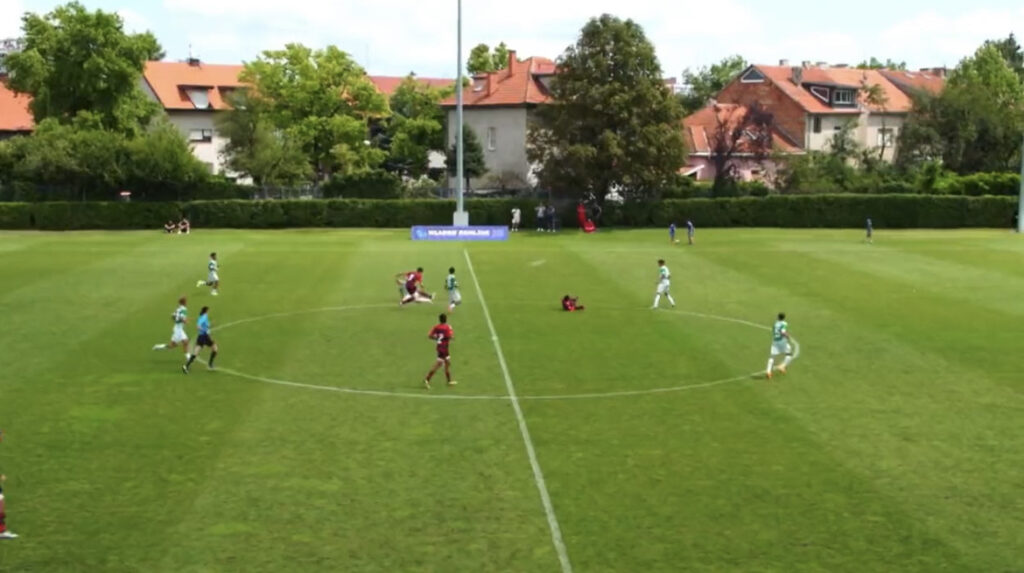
[173,305,187,324]
[209,259,218,272]
[772,320,788,341]
[659,265,671,281]
[445,274,458,292]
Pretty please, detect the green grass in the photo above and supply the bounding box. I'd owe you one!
[1,227,1023,572]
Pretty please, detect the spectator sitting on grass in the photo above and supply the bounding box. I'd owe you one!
[178,218,190,235]
[164,220,177,234]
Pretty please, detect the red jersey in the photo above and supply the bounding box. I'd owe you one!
[405,271,423,285]
[429,324,453,357]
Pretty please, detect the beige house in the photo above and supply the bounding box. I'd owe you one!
[441,51,556,189]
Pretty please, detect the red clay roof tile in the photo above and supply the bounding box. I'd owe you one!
[683,103,801,154]
[0,82,33,132]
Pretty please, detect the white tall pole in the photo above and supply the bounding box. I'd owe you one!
[453,0,468,226]
[1018,132,1024,233]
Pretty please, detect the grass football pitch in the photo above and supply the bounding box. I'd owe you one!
[1,228,1023,572]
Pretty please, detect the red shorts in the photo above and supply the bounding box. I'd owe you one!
[436,347,450,360]
[406,282,417,295]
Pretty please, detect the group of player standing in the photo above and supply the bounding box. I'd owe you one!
[152,252,221,373]
[394,266,463,389]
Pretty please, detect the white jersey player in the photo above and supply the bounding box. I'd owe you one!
[766,312,794,379]
[445,267,462,312]
[152,297,190,355]
[196,252,219,296]
[652,259,676,309]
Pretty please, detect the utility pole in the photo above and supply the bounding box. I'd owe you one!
[453,0,469,227]
[1018,132,1024,233]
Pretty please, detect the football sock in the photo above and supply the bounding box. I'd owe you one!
[653,294,661,307]
[782,355,793,368]
[445,368,451,382]
[766,358,775,373]
[209,351,217,367]
[667,294,676,306]
[186,354,197,367]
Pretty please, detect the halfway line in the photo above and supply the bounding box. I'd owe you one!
[463,249,574,573]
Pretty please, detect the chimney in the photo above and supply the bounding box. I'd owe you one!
[507,50,517,74]
[933,67,947,78]
[186,57,201,67]
[779,59,789,66]
[486,73,493,96]
[801,61,811,69]
[815,61,828,68]
[791,66,803,86]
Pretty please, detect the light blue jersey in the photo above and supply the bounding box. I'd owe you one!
[197,313,211,335]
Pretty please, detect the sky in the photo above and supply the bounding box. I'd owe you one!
[3,0,1024,78]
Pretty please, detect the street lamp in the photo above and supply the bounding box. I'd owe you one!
[453,0,469,227]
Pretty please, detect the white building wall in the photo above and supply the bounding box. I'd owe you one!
[446,107,531,188]
[807,112,905,160]
[164,111,227,175]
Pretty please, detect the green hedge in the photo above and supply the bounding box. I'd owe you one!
[0,195,1016,230]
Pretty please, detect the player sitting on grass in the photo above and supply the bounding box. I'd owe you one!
[561,295,584,311]
[766,312,794,379]
[397,267,434,306]
[164,220,177,234]
[424,314,456,389]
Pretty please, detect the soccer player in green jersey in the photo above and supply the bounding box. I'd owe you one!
[652,259,676,309]
[196,252,219,296]
[445,267,462,312]
[766,312,794,379]
[152,297,190,355]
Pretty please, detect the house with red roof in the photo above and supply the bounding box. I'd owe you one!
[710,61,945,162]
[441,51,555,189]
[0,83,33,139]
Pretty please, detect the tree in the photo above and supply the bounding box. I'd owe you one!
[898,43,1024,173]
[706,103,773,194]
[856,57,907,70]
[5,2,162,135]
[467,42,512,75]
[384,75,448,177]
[528,14,686,202]
[984,33,1024,82]
[678,55,747,115]
[238,43,390,182]
[446,124,486,189]
[860,82,891,164]
[216,91,312,187]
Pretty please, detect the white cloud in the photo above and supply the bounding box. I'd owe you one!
[877,7,1024,67]
[0,0,25,39]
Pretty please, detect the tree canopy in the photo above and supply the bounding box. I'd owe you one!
[5,1,162,135]
[467,42,512,75]
[446,123,487,188]
[528,14,686,201]
[856,57,907,70]
[678,55,747,115]
[235,44,390,182]
[385,75,449,178]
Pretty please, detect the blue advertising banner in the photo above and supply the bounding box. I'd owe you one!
[410,226,509,241]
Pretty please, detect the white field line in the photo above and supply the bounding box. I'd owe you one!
[463,249,574,573]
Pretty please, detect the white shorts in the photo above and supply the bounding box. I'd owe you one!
[449,290,462,304]
[208,271,219,283]
[656,280,671,294]
[770,340,792,356]
[172,324,189,344]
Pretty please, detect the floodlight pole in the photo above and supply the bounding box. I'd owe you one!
[1018,132,1024,233]
[453,0,469,227]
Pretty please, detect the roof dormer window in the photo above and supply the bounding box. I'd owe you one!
[740,68,765,83]
[833,89,854,105]
[185,87,211,109]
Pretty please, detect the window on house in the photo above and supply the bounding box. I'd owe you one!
[809,86,830,103]
[487,127,497,151]
[877,128,895,147]
[188,129,214,143]
[740,68,765,83]
[833,89,854,104]
[185,88,211,109]
[812,117,821,133]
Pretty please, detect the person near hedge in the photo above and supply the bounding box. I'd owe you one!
[164,220,177,234]
[178,217,190,234]
[686,220,695,245]
[0,430,19,539]
[865,217,873,244]
[546,204,557,232]
[535,203,547,232]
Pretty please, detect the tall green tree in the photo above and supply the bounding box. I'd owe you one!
[898,43,1024,173]
[5,2,162,135]
[678,55,747,115]
[984,33,1024,82]
[238,43,389,182]
[446,124,486,189]
[528,14,685,201]
[385,76,448,178]
[860,82,891,164]
[467,42,512,75]
[216,91,312,186]
[856,57,907,70]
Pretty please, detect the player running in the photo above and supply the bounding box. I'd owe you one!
[424,314,456,389]
[766,312,794,379]
[652,259,676,309]
[669,222,678,244]
[196,252,219,296]
[396,267,434,306]
[445,267,462,312]
[184,306,219,373]
[686,220,695,245]
[0,430,18,539]
[511,207,522,232]
[152,297,190,356]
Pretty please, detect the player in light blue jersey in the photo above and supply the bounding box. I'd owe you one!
[766,312,794,379]
[184,306,218,373]
[445,267,462,313]
[152,296,190,356]
[196,252,219,296]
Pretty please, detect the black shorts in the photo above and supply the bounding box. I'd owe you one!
[197,334,215,347]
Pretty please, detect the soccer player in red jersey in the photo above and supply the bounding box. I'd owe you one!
[424,314,456,389]
[396,267,434,306]
[561,295,584,311]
